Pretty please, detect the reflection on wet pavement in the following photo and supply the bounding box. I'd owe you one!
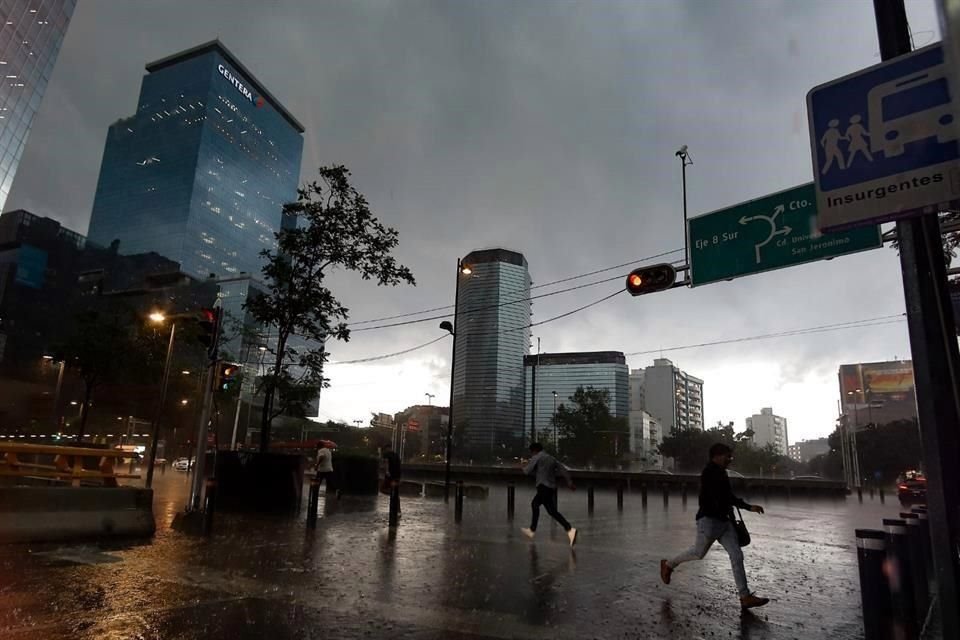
[0,473,898,639]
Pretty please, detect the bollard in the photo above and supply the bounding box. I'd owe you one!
[617,482,624,511]
[681,483,688,505]
[161,461,167,475]
[129,456,136,475]
[911,508,933,582]
[202,477,216,537]
[306,476,320,529]
[856,528,893,640]
[901,513,930,624]
[857,486,863,503]
[662,484,669,508]
[870,486,875,499]
[641,483,648,508]
[454,480,464,523]
[884,518,918,638]
[507,483,515,519]
[389,482,400,527]
[879,487,886,504]
[587,486,595,514]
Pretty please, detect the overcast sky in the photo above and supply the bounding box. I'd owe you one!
[7,0,942,443]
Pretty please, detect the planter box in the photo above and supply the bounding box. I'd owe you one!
[214,451,304,513]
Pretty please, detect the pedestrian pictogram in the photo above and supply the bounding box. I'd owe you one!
[807,43,960,231]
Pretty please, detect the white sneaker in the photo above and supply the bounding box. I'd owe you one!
[568,528,578,547]
[520,527,535,539]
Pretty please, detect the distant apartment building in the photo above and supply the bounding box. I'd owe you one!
[788,437,830,463]
[393,404,448,460]
[0,1,78,210]
[839,361,916,429]
[524,351,629,446]
[746,408,789,456]
[629,409,662,469]
[630,358,704,435]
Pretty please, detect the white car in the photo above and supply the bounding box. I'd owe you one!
[172,458,193,471]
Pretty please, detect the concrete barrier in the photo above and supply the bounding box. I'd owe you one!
[0,486,155,543]
[423,482,446,498]
[463,484,489,500]
[398,480,423,497]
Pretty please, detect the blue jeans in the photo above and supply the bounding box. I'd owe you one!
[667,516,749,597]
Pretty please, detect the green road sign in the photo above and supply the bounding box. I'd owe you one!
[688,183,883,287]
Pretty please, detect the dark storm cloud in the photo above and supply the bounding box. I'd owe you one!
[5,0,941,436]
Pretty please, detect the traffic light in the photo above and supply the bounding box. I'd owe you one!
[625,263,677,296]
[196,308,221,360]
[214,361,241,393]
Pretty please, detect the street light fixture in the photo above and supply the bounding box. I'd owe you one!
[145,311,176,489]
[440,258,471,501]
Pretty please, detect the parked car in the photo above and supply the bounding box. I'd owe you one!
[172,458,193,472]
[897,470,927,504]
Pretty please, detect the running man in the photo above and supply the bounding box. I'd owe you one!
[521,443,578,547]
[820,118,847,174]
[660,443,769,611]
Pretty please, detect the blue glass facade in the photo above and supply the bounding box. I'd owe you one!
[0,0,77,210]
[523,352,630,445]
[87,41,304,280]
[452,249,531,458]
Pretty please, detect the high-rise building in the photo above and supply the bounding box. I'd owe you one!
[629,409,662,469]
[788,437,830,463]
[86,40,305,279]
[746,407,789,456]
[452,248,531,458]
[0,0,76,210]
[631,358,703,434]
[839,361,916,429]
[524,351,629,444]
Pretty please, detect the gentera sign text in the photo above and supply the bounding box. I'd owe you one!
[217,63,256,106]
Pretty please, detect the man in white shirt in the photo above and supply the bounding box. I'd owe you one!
[315,443,336,497]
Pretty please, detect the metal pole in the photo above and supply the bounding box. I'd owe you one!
[677,147,692,276]
[530,344,538,443]
[444,258,462,501]
[230,391,242,451]
[189,361,215,511]
[874,2,960,635]
[146,322,176,488]
[51,360,65,431]
[553,391,558,454]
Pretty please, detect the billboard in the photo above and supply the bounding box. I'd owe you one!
[839,361,917,428]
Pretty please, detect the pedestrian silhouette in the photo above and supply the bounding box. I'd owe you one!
[820,119,847,174]
[844,114,873,165]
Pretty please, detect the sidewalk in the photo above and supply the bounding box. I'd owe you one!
[0,475,900,639]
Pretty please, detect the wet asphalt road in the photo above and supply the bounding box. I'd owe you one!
[0,473,903,639]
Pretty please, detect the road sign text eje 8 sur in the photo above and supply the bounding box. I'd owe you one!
[687,183,883,287]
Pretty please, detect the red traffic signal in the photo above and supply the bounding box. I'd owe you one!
[196,308,221,360]
[625,264,677,296]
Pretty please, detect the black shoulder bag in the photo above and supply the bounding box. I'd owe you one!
[733,506,751,547]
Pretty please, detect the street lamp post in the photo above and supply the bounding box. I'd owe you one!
[676,145,693,274]
[552,391,558,453]
[146,312,176,489]
[425,393,435,406]
[846,389,863,488]
[440,258,471,501]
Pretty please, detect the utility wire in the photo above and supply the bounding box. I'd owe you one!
[624,314,906,356]
[327,334,449,365]
[347,248,684,327]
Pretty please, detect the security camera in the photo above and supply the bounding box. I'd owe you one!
[675,145,688,157]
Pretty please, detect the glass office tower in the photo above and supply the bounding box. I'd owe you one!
[87,40,305,279]
[524,351,630,444]
[451,248,531,459]
[0,0,77,210]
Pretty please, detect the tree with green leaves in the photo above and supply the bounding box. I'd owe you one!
[245,165,415,453]
[54,304,167,442]
[552,386,629,467]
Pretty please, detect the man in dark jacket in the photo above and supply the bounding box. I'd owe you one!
[660,443,769,610]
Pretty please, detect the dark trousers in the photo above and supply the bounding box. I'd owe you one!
[531,484,571,531]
